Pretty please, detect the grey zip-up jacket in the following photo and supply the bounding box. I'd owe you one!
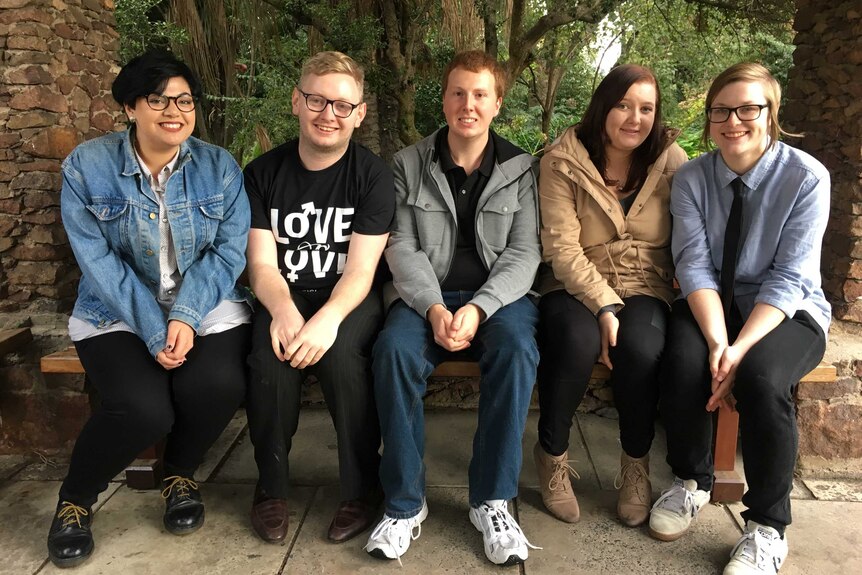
[383,129,541,320]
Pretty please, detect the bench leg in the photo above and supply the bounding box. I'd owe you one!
[125,439,166,490]
[711,406,744,502]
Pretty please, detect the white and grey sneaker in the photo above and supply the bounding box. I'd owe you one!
[364,501,428,565]
[723,520,788,574]
[469,500,541,566]
[648,477,711,541]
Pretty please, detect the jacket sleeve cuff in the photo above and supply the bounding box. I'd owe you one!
[582,290,624,316]
[167,307,202,334]
[468,293,503,321]
[412,290,445,319]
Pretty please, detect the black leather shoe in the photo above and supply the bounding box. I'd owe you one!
[162,476,205,535]
[47,501,94,568]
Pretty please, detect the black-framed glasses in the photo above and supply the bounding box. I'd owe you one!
[145,93,196,112]
[297,89,360,118]
[706,104,768,123]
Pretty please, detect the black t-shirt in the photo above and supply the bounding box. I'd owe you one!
[245,140,394,290]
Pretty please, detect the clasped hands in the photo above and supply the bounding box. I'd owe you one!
[706,342,746,412]
[156,319,195,370]
[427,303,483,352]
[269,301,339,369]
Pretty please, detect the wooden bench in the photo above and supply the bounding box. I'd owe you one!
[40,347,165,490]
[0,327,32,357]
[431,359,837,503]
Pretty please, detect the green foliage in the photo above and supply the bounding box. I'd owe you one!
[114,0,188,64]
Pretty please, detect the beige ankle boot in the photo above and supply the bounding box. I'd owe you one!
[533,441,580,523]
[615,452,651,526]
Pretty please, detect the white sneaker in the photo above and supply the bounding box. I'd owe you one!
[364,501,428,565]
[723,521,788,574]
[648,477,711,541]
[469,500,541,566]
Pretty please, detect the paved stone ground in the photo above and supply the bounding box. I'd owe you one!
[2,409,860,574]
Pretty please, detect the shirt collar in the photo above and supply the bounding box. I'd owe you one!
[715,139,779,192]
[134,145,180,185]
[435,126,496,176]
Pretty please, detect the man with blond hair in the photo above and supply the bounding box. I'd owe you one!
[243,51,393,544]
[365,50,541,566]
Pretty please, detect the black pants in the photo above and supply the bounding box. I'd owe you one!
[537,292,668,458]
[59,325,251,508]
[246,289,382,501]
[660,299,825,533]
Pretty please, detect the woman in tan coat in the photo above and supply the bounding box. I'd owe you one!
[533,64,687,527]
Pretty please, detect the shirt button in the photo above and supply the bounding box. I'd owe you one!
[149,213,156,219]
[145,249,154,256]
[167,290,173,295]
[460,189,466,195]
[424,203,431,209]
[503,206,508,212]
[161,246,167,252]
[162,218,168,223]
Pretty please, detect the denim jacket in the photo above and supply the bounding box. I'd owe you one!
[61,129,250,357]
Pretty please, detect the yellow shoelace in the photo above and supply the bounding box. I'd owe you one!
[57,501,89,528]
[161,476,199,499]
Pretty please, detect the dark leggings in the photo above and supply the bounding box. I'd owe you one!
[537,292,668,458]
[245,289,382,501]
[660,299,825,532]
[59,325,251,508]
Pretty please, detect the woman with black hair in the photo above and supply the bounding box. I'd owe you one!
[533,64,686,527]
[47,49,251,567]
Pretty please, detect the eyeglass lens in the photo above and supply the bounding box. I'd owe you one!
[146,94,196,112]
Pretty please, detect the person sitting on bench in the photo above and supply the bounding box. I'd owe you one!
[48,49,252,568]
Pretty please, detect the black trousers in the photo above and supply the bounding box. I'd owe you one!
[246,289,382,501]
[660,299,826,533]
[59,325,251,508]
[537,292,668,458]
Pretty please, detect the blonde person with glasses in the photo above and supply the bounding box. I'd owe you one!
[49,49,252,567]
[243,51,394,545]
[649,62,830,575]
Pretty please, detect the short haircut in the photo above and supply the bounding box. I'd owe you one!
[112,48,203,109]
[701,62,790,150]
[441,50,506,98]
[300,51,365,101]
[576,64,667,194]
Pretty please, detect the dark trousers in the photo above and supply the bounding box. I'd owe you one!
[246,289,382,501]
[537,292,668,458]
[60,325,250,508]
[660,299,825,532]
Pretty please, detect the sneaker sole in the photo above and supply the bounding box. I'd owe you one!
[648,524,690,542]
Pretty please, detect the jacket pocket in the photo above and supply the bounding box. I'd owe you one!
[481,193,521,251]
[412,196,449,247]
[86,201,130,252]
[196,195,224,248]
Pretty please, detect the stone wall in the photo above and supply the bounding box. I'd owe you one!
[785,0,862,323]
[783,0,862,476]
[0,0,123,453]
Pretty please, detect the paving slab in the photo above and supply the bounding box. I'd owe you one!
[285,485,503,574]
[518,488,740,574]
[0,454,29,481]
[0,480,119,575]
[35,483,311,575]
[802,478,862,502]
[16,456,70,482]
[577,412,674,494]
[726,499,862,574]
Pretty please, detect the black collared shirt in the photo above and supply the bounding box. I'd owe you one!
[435,128,494,291]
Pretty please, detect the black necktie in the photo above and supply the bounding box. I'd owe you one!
[720,178,744,321]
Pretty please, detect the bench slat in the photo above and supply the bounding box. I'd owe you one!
[40,347,85,374]
[0,328,32,356]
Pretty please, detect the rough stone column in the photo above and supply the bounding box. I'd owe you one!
[785,0,862,322]
[0,0,122,453]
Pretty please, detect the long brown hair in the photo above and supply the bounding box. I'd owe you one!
[576,64,667,194]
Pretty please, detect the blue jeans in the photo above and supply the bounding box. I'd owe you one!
[373,292,539,518]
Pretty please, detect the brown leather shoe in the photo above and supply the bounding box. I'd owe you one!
[327,498,379,543]
[250,490,289,544]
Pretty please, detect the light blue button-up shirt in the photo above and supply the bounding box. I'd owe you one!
[670,140,831,335]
